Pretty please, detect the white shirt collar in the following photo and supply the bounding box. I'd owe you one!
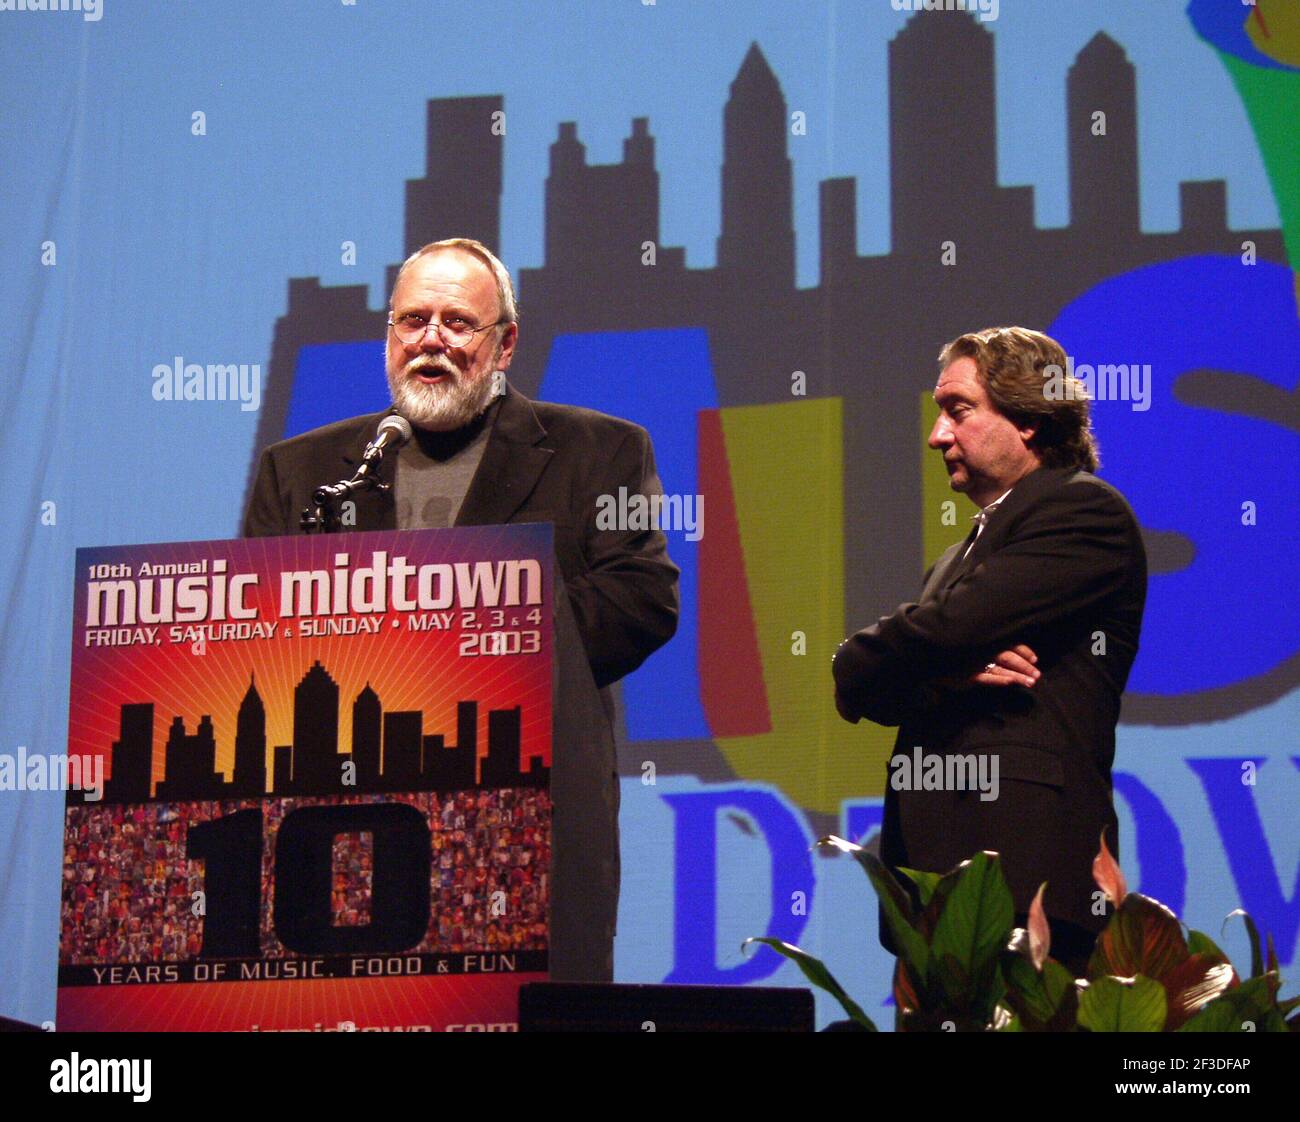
[972,487,1014,527]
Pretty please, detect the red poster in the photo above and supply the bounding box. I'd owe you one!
[57,525,552,1032]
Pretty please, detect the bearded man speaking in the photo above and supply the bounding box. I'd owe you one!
[242,237,679,980]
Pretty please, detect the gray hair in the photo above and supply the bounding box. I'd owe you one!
[393,237,518,324]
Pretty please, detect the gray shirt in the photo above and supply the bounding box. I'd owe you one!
[394,399,501,529]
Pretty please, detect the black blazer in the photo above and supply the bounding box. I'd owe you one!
[833,466,1147,935]
[242,382,681,980]
[242,382,681,690]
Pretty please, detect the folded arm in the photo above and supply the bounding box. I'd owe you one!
[833,481,1136,724]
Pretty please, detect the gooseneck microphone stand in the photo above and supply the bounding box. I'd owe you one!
[300,417,411,534]
[299,471,391,534]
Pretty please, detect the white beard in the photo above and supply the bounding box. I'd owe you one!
[387,355,498,432]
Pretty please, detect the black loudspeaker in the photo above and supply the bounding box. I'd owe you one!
[518,982,814,1032]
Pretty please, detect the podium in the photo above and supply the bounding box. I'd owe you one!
[55,523,612,1031]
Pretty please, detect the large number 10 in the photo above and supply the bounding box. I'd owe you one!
[187,803,432,958]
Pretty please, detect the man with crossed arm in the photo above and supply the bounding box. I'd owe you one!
[833,326,1147,973]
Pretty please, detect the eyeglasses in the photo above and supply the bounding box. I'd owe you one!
[387,312,505,348]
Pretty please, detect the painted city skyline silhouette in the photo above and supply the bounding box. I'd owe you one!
[246,9,1286,785]
[89,663,545,805]
[252,11,1282,622]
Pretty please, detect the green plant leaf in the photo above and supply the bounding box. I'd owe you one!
[816,837,932,984]
[1088,894,1188,982]
[1186,929,1230,963]
[1077,974,1167,1032]
[1179,975,1287,1033]
[898,866,943,907]
[816,836,916,923]
[892,958,925,1023]
[929,852,1015,1011]
[1177,998,1249,1033]
[1042,959,1079,1011]
[1261,1010,1290,1032]
[996,1009,1023,1031]
[1224,909,1264,979]
[1161,956,1238,1031]
[743,937,878,1031]
[917,864,964,940]
[930,950,974,1013]
[872,872,932,988]
[1001,951,1078,1031]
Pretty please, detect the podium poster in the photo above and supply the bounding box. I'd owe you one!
[56,524,553,1032]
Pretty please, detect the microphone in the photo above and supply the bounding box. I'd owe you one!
[347,414,413,487]
[361,414,413,466]
[311,415,413,509]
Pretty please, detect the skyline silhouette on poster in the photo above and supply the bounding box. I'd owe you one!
[89,662,545,806]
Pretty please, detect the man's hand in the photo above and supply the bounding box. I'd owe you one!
[969,643,1040,688]
[833,640,1039,724]
[926,643,1041,694]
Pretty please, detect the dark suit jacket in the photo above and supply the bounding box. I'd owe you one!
[242,382,680,690]
[242,381,681,980]
[832,466,1147,936]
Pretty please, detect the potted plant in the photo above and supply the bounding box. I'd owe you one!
[747,834,1299,1032]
